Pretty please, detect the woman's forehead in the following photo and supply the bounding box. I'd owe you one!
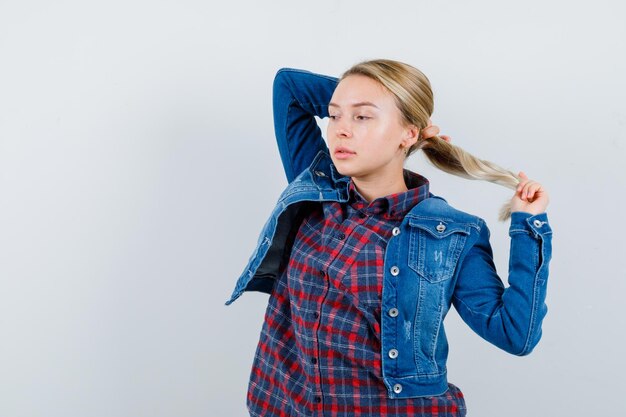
[331,75,394,108]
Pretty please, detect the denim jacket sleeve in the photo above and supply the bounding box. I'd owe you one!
[272,68,339,183]
[452,211,553,356]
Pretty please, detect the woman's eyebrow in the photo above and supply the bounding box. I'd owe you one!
[328,101,379,109]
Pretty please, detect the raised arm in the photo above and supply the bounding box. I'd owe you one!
[452,211,553,355]
[272,68,339,183]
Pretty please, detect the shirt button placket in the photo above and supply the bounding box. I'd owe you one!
[312,269,326,411]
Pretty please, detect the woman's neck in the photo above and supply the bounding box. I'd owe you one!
[351,172,408,203]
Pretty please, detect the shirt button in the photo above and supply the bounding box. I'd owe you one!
[390,266,400,276]
[313,312,320,319]
[533,219,544,227]
[392,227,400,236]
[393,383,403,394]
[388,308,399,317]
[388,349,398,359]
[314,396,322,403]
[320,269,326,276]
[337,232,346,240]
[359,212,367,219]
[311,357,317,364]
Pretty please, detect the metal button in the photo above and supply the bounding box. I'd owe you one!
[392,227,400,236]
[314,170,327,177]
[388,308,399,317]
[436,222,446,232]
[390,266,400,276]
[533,219,543,228]
[388,349,398,359]
[393,383,403,394]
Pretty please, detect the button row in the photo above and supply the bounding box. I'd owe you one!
[388,227,402,386]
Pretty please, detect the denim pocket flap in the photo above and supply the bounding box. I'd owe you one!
[407,218,471,238]
[407,218,470,283]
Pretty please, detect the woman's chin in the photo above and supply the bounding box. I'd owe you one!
[330,159,354,177]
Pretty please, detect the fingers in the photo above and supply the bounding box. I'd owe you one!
[420,119,452,143]
[421,124,440,139]
[516,171,528,191]
[515,171,543,201]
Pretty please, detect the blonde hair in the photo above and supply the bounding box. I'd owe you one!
[341,59,521,222]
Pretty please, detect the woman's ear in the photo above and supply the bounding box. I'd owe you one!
[402,124,420,148]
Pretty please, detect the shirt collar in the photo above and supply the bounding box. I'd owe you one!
[347,169,430,219]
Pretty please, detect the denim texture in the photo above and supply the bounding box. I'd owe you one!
[226,68,553,399]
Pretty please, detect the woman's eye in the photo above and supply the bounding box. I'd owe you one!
[329,115,338,120]
[356,115,370,120]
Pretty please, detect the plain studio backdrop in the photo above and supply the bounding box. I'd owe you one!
[1,1,625,416]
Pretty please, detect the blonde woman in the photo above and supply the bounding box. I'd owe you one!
[226,59,552,416]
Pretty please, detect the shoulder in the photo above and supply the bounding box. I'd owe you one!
[406,193,486,233]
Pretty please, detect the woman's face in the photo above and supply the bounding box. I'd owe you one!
[327,74,418,181]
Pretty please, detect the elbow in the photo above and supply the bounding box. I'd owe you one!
[505,328,543,357]
[273,68,291,96]
[508,303,548,357]
[514,341,538,357]
[519,329,543,356]
[273,67,301,93]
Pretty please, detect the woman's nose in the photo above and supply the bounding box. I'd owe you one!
[335,121,352,138]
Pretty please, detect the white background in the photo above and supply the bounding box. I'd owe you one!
[1,1,625,416]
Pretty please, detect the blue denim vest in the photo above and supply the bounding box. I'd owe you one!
[226,148,553,399]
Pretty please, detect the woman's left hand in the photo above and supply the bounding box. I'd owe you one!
[511,171,550,215]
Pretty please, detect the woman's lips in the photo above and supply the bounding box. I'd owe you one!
[334,148,356,160]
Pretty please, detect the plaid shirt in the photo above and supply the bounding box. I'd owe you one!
[247,169,466,417]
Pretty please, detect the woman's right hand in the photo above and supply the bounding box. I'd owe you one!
[420,118,451,143]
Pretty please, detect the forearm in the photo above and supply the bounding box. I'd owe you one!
[272,68,338,182]
[453,212,553,355]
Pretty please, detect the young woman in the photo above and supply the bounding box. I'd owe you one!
[225,59,552,417]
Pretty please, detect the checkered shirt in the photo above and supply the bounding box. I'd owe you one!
[247,169,466,416]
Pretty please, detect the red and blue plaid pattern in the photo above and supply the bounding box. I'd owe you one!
[247,170,466,416]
